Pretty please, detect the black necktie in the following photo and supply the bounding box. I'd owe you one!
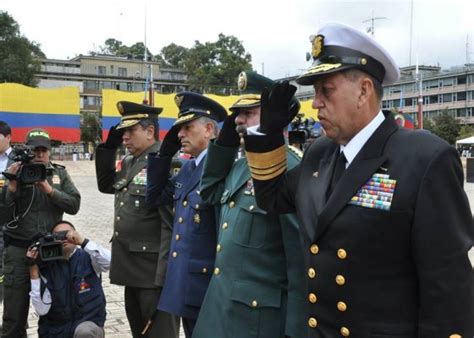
[328,150,346,197]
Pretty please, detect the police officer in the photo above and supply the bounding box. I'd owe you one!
[0,121,13,332]
[146,92,227,337]
[2,129,81,338]
[95,101,179,338]
[243,23,474,337]
[192,72,307,338]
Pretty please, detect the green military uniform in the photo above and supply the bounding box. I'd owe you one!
[192,141,307,338]
[2,162,80,338]
[95,101,178,338]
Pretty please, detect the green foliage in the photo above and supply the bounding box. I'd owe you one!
[429,110,461,145]
[0,11,45,87]
[80,113,101,143]
[99,38,153,60]
[423,118,435,132]
[101,33,253,92]
[458,124,474,139]
[159,43,188,68]
[183,33,252,90]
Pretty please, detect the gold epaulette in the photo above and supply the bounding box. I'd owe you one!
[246,145,287,181]
[288,145,303,158]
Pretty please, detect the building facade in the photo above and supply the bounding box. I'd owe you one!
[382,65,474,125]
[36,54,188,116]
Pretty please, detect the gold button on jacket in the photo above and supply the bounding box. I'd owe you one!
[308,317,317,328]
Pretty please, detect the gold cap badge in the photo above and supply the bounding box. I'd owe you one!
[174,95,184,107]
[117,102,124,113]
[312,35,324,59]
[237,72,248,91]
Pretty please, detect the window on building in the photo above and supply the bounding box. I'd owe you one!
[133,83,145,91]
[457,91,466,101]
[102,81,113,89]
[442,93,452,102]
[427,80,438,89]
[118,67,127,77]
[84,80,99,90]
[457,108,466,117]
[429,95,438,104]
[441,77,454,87]
[98,66,106,75]
[390,86,401,94]
[382,100,390,109]
[458,75,467,85]
[110,65,114,74]
[405,97,414,106]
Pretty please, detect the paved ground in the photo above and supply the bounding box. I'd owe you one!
[2,159,474,337]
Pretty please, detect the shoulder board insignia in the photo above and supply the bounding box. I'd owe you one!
[52,163,65,169]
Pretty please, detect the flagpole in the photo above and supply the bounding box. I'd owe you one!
[416,57,423,129]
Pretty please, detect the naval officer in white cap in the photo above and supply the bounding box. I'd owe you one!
[243,22,473,337]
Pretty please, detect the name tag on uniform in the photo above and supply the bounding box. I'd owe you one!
[348,173,396,211]
[52,175,61,185]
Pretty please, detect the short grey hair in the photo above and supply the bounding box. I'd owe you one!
[342,69,383,102]
[196,116,219,138]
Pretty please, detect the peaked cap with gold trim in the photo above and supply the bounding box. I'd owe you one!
[173,92,227,127]
[229,71,275,112]
[297,22,400,86]
[116,101,163,130]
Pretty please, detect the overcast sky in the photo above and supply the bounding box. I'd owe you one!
[2,0,473,79]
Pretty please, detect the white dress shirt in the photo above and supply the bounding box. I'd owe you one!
[0,147,12,172]
[339,110,385,168]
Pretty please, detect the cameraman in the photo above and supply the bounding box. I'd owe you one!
[1,129,81,338]
[26,221,109,338]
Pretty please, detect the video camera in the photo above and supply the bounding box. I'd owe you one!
[30,231,69,262]
[3,145,53,184]
[288,113,321,148]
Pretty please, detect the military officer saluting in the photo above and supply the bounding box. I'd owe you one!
[146,92,227,337]
[95,101,179,338]
[244,23,474,337]
[192,71,307,338]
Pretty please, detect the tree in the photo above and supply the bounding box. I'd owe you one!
[98,38,153,60]
[183,34,252,90]
[430,110,461,145]
[81,112,101,144]
[458,124,474,140]
[158,43,188,68]
[0,11,45,86]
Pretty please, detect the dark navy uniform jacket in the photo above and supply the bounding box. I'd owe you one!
[244,113,474,337]
[146,153,217,320]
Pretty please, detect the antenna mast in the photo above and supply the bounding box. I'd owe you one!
[362,11,387,37]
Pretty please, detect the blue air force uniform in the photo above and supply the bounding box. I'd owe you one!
[146,92,227,337]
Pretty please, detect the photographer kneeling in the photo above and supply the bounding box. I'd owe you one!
[27,221,110,338]
[1,129,81,337]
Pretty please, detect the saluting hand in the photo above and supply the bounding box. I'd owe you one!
[104,124,124,149]
[259,80,300,134]
[159,126,181,158]
[216,111,240,147]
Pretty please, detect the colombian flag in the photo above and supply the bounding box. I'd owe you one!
[0,83,80,142]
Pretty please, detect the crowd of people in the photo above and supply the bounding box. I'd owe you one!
[0,22,473,338]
